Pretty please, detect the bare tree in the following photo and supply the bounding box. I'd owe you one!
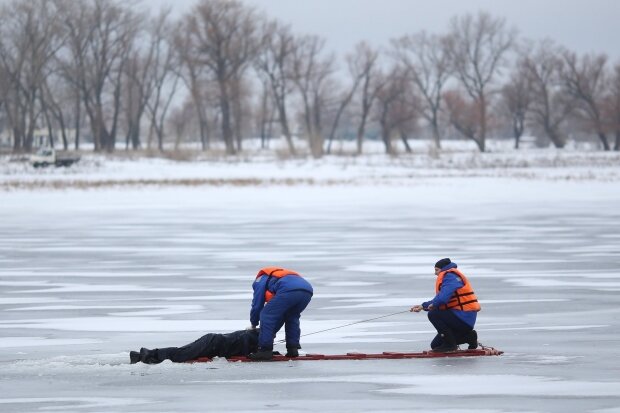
[292,35,335,158]
[325,41,379,155]
[123,52,151,150]
[255,21,298,155]
[40,73,73,150]
[525,41,574,148]
[168,100,195,151]
[374,66,417,155]
[184,0,259,155]
[561,51,611,150]
[350,42,382,155]
[445,12,516,152]
[54,0,90,150]
[393,84,420,154]
[175,27,214,151]
[143,11,180,152]
[444,89,484,147]
[122,11,176,151]
[325,46,375,154]
[608,63,620,151]
[0,0,62,152]
[146,72,180,152]
[392,32,451,149]
[254,75,277,149]
[229,73,253,152]
[60,0,137,152]
[499,56,532,148]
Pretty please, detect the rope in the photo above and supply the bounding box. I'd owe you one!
[275,309,411,344]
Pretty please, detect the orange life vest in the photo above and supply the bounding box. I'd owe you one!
[435,268,481,312]
[256,266,301,302]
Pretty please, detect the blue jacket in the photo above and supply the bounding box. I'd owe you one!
[422,262,477,327]
[250,274,313,326]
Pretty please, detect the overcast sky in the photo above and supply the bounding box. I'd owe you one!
[149,0,620,59]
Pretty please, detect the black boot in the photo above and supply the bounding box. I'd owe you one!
[465,330,478,350]
[129,351,140,364]
[431,331,457,353]
[140,347,163,364]
[285,345,299,358]
[248,347,273,361]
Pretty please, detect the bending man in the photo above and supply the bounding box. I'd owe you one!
[248,266,313,361]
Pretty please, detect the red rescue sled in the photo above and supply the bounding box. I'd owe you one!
[190,346,503,363]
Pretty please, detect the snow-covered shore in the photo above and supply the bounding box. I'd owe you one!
[2,141,620,190]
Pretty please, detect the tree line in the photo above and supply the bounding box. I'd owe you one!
[1,0,619,156]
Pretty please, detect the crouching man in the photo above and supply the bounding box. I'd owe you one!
[410,258,480,352]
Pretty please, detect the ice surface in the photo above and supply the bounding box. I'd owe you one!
[1,156,619,412]
[0,337,101,348]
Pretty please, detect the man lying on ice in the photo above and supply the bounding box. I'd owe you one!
[129,328,260,364]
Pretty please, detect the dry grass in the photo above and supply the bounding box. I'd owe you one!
[0,177,361,191]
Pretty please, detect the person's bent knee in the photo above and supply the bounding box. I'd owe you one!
[427,309,440,322]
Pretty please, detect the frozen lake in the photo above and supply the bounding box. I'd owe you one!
[1,179,619,412]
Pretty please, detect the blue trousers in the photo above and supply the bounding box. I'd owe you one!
[258,290,312,350]
[427,309,474,349]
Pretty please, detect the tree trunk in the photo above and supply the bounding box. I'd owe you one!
[259,88,268,149]
[325,96,351,155]
[356,117,367,155]
[199,118,209,151]
[431,117,441,150]
[277,104,296,155]
[219,83,235,155]
[473,137,485,152]
[12,126,22,153]
[125,122,133,150]
[157,125,164,151]
[380,121,394,155]
[233,93,243,153]
[514,128,521,149]
[58,114,68,150]
[108,79,123,153]
[596,131,610,151]
[545,124,565,148]
[400,130,412,153]
[43,106,55,149]
[74,95,81,150]
[513,118,523,149]
[478,95,487,153]
[310,98,323,159]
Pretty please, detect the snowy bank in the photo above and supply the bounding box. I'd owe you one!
[2,141,620,190]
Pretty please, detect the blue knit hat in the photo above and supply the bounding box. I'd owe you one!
[434,258,451,269]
